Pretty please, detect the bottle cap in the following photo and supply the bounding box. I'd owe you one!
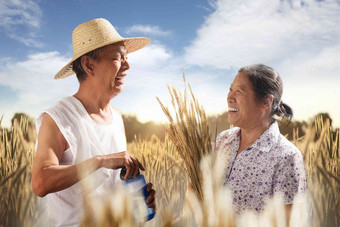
[120,166,140,180]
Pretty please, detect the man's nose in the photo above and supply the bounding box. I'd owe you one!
[122,57,130,70]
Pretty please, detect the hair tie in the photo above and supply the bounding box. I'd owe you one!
[275,100,283,115]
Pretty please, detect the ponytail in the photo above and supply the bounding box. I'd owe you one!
[274,101,293,120]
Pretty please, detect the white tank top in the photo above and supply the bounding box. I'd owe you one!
[36,96,127,227]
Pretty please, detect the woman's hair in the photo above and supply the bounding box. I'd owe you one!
[72,47,105,83]
[238,64,293,119]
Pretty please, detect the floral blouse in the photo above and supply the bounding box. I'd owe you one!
[215,121,308,213]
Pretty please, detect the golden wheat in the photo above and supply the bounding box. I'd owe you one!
[296,117,339,227]
[0,106,339,227]
[0,115,45,227]
[157,72,212,202]
[80,186,137,227]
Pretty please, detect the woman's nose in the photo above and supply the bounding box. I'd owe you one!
[227,91,236,104]
[227,91,233,101]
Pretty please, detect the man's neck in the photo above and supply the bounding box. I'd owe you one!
[73,85,114,124]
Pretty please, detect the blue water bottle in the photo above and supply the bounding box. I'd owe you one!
[120,167,156,222]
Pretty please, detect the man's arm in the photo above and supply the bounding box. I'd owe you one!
[32,113,143,197]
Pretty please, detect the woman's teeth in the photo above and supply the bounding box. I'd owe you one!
[228,108,239,112]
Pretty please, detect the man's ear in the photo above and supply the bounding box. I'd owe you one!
[264,94,274,109]
[81,55,95,76]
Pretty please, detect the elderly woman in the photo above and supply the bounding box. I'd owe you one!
[215,64,307,216]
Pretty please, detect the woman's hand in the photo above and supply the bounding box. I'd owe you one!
[146,183,156,211]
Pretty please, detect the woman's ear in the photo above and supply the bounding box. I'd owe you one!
[264,94,274,109]
[81,55,95,76]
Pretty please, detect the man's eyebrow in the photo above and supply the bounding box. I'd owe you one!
[119,50,128,56]
[110,49,127,56]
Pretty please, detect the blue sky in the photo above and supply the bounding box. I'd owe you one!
[1,0,340,128]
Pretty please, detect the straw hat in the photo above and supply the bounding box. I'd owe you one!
[54,18,150,79]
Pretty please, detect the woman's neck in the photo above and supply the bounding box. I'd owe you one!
[238,119,272,155]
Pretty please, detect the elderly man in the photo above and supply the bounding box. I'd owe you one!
[32,18,156,226]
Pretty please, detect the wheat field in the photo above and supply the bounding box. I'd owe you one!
[0,103,339,226]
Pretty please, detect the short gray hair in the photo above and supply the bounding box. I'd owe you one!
[72,46,105,83]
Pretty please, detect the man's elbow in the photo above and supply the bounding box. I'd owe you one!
[32,175,48,197]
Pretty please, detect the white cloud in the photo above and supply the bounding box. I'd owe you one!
[0,51,79,127]
[184,0,340,127]
[0,51,71,91]
[0,0,42,47]
[184,0,340,69]
[125,25,172,37]
[9,33,44,48]
[0,0,41,28]
[128,44,173,70]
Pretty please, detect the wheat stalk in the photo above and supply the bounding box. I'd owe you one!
[0,115,44,226]
[296,117,340,227]
[157,70,212,202]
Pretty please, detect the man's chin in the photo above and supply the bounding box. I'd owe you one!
[111,85,124,95]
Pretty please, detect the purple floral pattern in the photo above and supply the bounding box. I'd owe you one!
[215,121,308,213]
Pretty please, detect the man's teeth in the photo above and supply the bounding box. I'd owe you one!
[228,108,239,112]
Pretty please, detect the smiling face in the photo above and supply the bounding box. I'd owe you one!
[91,42,130,98]
[227,72,269,129]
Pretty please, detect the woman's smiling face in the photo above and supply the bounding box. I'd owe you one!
[227,72,268,129]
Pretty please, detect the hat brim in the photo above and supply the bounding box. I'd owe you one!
[54,37,150,79]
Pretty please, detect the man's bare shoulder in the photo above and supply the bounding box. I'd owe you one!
[39,113,68,151]
[41,113,64,133]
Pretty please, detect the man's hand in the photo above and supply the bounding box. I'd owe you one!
[146,183,156,211]
[99,151,145,180]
